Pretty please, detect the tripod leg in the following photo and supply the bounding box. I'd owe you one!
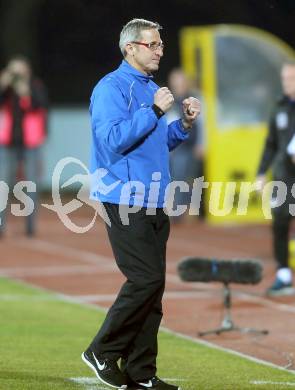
[199,326,268,337]
[198,283,269,337]
[198,327,234,337]
[235,327,268,335]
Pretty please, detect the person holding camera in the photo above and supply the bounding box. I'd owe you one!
[0,56,48,237]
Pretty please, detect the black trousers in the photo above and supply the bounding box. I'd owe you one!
[89,203,170,382]
[272,206,292,269]
[271,178,294,269]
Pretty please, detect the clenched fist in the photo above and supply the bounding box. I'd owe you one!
[182,97,201,129]
[154,87,174,113]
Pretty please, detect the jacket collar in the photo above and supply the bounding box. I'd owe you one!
[119,60,153,83]
[280,95,295,105]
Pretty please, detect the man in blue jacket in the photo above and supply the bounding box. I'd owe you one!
[82,18,201,390]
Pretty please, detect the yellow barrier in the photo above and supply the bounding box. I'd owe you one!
[180,25,295,224]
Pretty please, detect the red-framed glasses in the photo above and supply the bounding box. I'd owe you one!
[131,41,164,51]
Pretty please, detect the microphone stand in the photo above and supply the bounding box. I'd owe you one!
[198,282,269,337]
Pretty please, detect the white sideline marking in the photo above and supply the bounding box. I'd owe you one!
[4,262,295,316]
[0,293,58,301]
[69,376,186,389]
[250,380,295,386]
[162,327,295,376]
[0,289,218,303]
[5,277,295,376]
[4,239,295,375]
[69,377,108,389]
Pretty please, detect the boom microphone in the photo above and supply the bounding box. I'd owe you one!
[178,257,263,284]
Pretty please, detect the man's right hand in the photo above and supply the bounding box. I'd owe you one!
[154,87,174,113]
[254,174,266,193]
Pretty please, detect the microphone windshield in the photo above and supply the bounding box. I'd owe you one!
[178,257,263,284]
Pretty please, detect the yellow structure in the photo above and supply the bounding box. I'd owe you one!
[289,239,295,270]
[180,25,295,223]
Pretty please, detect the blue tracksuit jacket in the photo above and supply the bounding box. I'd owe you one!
[89,60,189,208]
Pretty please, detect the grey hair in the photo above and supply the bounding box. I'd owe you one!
[119,18,162,56]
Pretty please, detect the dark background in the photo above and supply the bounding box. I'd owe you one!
[0,0,295,104]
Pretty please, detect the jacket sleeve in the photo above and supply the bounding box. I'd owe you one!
[91,80,158,154]
[257,114,278,175]
[167,119,189,151]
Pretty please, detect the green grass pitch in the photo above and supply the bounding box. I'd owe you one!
[0,277,295,389]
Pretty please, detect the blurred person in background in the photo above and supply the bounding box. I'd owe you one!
[0,56,48,237]
[82,18,201,390]
[256,62,295,296]
[166,68,205,222]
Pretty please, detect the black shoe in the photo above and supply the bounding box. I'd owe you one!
[266,278,294,297]
[81,349,127,389]
[128,376,181,390]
